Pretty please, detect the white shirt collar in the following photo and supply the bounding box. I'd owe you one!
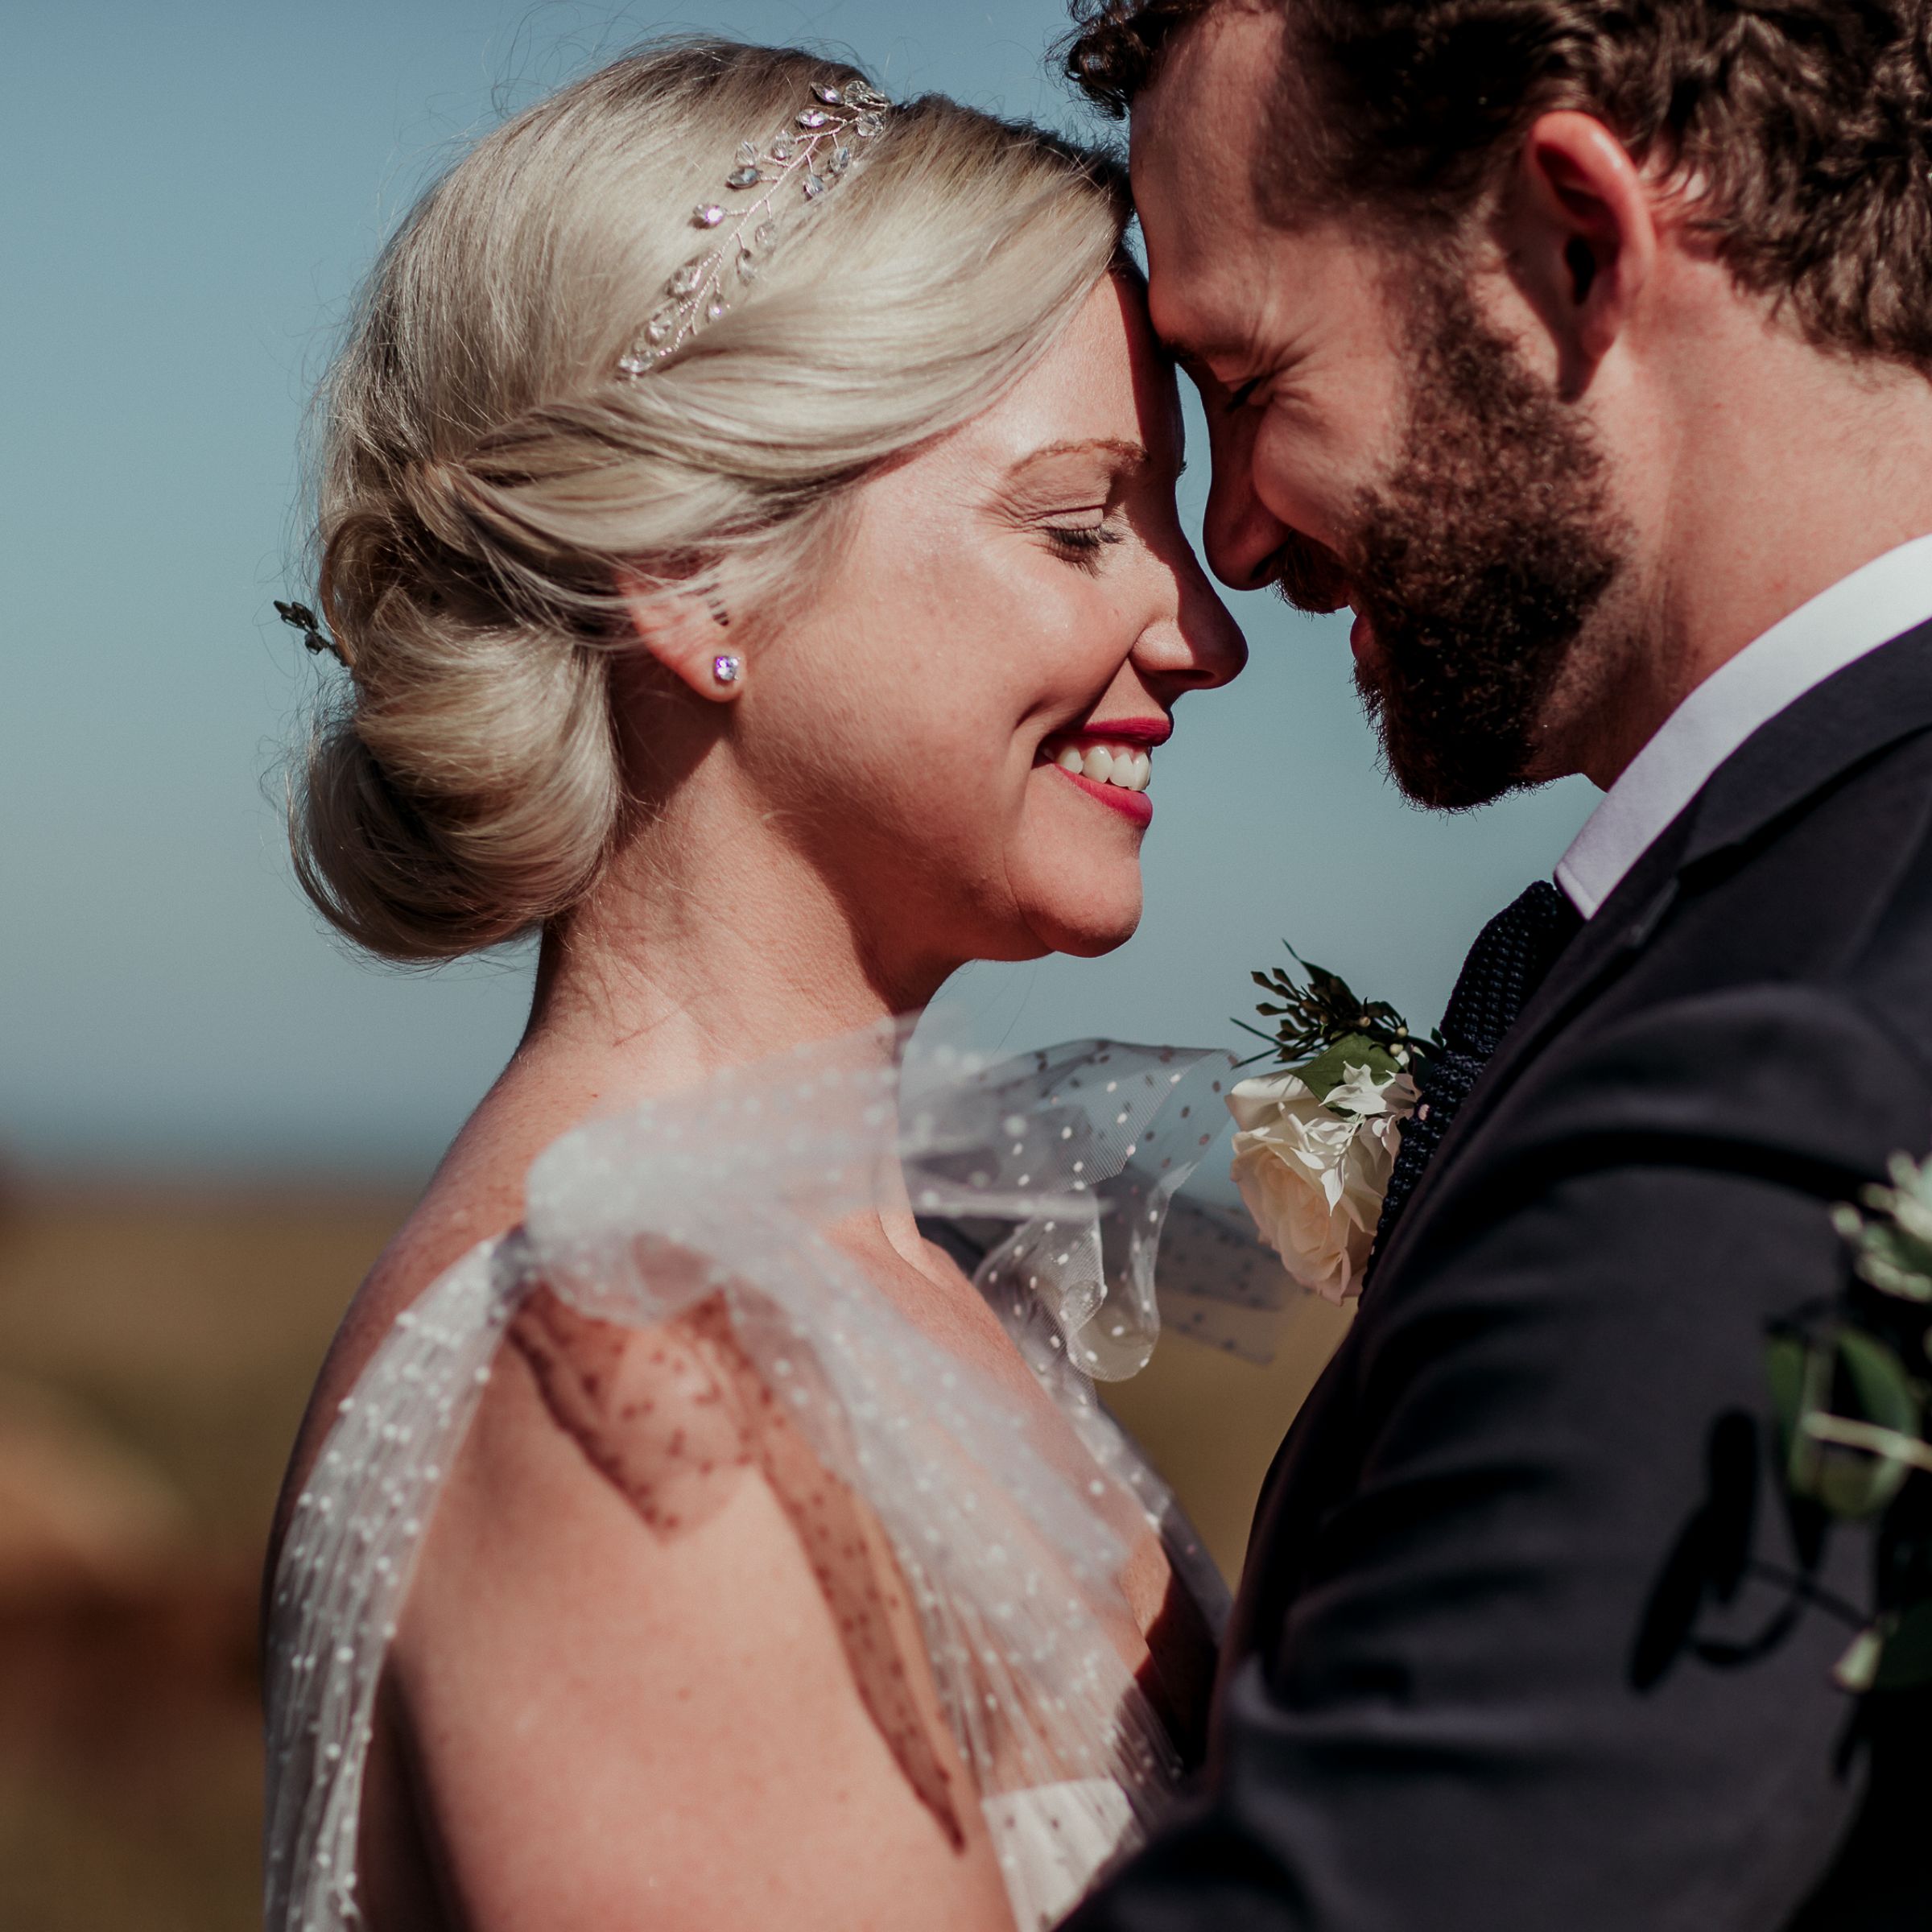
[1555,535,1932,919]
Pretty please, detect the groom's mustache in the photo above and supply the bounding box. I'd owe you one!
[1268,529,1356,617]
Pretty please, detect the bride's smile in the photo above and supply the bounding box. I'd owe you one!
[1038,723,1162,824]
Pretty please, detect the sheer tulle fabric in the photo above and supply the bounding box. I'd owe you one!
[263,1024,1294,1931]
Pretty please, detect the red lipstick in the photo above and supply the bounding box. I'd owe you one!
[1079,716,1171,745]
[1053,766,1154,825]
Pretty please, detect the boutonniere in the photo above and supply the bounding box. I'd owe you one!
[1771,1152,1932,1691]
[1225,950,1434,1304]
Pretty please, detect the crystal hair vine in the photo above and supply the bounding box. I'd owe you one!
[617,77,894,377]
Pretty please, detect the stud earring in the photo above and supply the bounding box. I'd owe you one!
[712,653,742,687]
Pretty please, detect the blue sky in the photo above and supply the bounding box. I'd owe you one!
[0,1,1596,1178]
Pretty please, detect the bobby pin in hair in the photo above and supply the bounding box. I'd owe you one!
[276,599,349,668]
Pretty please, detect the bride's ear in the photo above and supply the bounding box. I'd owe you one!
[1504,110,1657,398]
[617,570,745,701]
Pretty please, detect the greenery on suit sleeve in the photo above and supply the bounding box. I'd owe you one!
[1769,1152,1932,1690]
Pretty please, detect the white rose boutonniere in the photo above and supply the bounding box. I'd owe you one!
[1227,951,1433,1304]
[1229,1058,1418,1303]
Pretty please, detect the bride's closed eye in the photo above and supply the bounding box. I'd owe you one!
[994,436,1151,573]
[1042,518,1127,572]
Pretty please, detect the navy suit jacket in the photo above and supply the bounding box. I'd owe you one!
[1068,624,1932,1930]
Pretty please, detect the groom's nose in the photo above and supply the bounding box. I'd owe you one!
[1199,403,1294,594]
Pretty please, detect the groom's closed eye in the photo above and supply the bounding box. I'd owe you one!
[1165,338,1266,408]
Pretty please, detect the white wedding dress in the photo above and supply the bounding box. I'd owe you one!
[262,1023,1288,1931]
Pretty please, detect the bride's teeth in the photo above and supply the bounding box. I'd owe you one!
[1046,736,1155,791]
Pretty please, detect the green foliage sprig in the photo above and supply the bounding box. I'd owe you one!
[1235,946,1439,1095]
[1768,1152,1932,1690]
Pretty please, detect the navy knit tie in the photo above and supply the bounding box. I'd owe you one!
[1371,880,1583,1264]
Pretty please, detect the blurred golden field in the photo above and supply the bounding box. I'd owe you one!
[0,1178,1347,1930]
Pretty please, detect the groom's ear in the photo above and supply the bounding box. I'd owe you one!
[1503,111,1657,398]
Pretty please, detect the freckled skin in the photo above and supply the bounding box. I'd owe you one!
[510,1288,968,1844]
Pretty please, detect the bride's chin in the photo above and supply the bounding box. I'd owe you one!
[1018,881,1145,960]
[1050,923,1139,960]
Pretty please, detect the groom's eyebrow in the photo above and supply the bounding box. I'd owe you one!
[1163,335,1250,384]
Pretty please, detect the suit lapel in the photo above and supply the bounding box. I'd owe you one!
[1367,824,1686,1290]
[1368,620,1932,1298]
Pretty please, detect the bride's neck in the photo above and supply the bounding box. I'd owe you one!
[426,783,982,1324]
[510,782,948,1108]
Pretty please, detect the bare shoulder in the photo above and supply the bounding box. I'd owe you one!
[376,1288,1013,1930]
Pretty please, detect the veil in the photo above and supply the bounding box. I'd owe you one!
[263,1018,1298,1930]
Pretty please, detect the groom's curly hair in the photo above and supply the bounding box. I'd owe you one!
[1064,0,1932,374]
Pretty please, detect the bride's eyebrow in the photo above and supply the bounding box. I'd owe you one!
[1001,436,1150,492]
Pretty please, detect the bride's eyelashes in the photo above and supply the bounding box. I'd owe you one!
[1042,521,1128,572]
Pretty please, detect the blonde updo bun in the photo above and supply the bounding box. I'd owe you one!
[291,37,1130,963]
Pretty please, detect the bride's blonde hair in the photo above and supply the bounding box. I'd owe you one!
[293,38,1130,963]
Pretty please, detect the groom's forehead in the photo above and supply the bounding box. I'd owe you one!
[1146,0,1290,131]
[1129,6,1292,259]
[1130,64,1283,355]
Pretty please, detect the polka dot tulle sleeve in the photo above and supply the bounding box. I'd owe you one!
[262,1019,1295,1932]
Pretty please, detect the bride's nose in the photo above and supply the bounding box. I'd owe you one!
[1130,544,1248,692]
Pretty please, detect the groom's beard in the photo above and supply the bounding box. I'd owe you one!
[1318,283,1629,810]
